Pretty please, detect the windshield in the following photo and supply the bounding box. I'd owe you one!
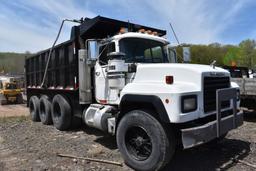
[6,83,17,90]
[119,38,170,63]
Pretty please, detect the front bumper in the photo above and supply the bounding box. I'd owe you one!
[181,88,243,149]
[181,111,243,149]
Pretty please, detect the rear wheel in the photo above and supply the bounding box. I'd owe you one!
[51,94,72,131]
[29,96,40,122]
[117,110,176,171]
[39,95,53,125]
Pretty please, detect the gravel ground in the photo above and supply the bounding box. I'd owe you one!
[0,104,29,118]
[0,105,255,171]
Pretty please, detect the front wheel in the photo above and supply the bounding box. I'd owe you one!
[116,110,176,171]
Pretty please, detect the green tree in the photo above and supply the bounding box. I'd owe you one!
[239,39,256,68]
[223,47,241,66]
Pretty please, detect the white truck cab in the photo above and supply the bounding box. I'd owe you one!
[82,30,243,170]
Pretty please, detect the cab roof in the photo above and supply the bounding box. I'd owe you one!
[78,16,167,40]
[112,32,169,44]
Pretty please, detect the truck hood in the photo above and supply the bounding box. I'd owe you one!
[133,63,230,90]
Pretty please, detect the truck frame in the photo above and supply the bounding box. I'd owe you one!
[25,16,243,171]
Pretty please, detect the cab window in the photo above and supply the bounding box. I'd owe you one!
[98,42,115,65]
[119,38,169,63]
[6,83,17,89]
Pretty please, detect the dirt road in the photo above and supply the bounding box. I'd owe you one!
[0,104,29,118]
[0,105,255,171]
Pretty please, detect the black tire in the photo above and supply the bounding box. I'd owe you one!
[0,100,7,105]
[16,94,23,104]
[70,115,82,129]
[39,95,53,125]
[117,110,176,171]
[0,94,7,105]
[51,94,72,131]
[29,96,40,122]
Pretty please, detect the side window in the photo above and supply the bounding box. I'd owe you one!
[168,49,177,63]
[99,42,115,65]
[152,46,164,62]
[144,49,152,63]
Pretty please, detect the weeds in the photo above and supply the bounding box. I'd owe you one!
[0,115,29,123]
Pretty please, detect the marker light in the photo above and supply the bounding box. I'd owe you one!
[119,27,127,34]
[165,99,170,104]
[165,76,173,84]
[99,100,107,104]
[146,30,152,34]
[152,31,158,36]
[138,29,145,33]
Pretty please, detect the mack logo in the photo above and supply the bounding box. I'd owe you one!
[210,72,225,76]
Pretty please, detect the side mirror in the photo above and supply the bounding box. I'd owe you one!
[87,40,98,61]
[182,47,191,63]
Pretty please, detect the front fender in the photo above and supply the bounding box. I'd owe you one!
[118,94,170,123]
[120,82,201,123]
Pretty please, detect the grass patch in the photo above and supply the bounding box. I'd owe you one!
[0,115,30,123]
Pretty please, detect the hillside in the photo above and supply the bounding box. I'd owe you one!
[0,52,28,74]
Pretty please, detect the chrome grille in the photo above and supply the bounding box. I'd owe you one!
[203,77,230,113]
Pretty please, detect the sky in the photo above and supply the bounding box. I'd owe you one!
[0,0,256,53]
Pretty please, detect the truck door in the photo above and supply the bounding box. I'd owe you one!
[94,43,118,103]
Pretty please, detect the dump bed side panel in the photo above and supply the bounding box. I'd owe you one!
[26,40,78,90]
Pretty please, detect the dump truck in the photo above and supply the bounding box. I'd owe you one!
[0,76,23,105]
[25,16,243,171]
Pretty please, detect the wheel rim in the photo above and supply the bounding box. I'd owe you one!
[53,102,61,118]
[125,126,152,161]
[40,101,46,119]
[29,101,35,114]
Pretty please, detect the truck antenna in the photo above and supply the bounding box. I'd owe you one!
[169,21,180,45]
[41,19,82,88]
[169,21,184,63]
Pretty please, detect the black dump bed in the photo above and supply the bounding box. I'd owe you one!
[25,16,166,90]
[26,40,77,89]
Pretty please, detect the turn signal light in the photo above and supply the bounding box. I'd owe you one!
[165,76,173,84]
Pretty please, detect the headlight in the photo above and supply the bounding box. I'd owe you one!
[181,95,197,113]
